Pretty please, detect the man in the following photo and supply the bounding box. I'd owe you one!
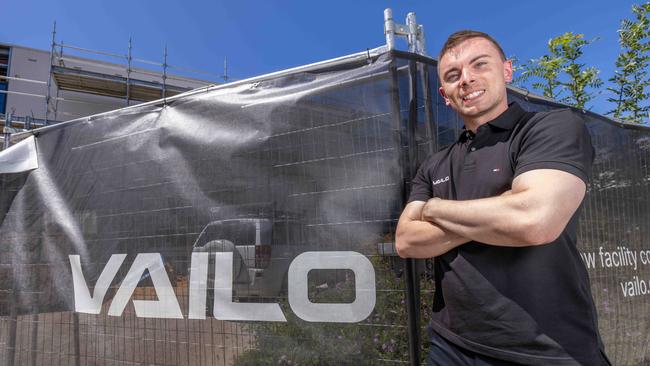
[395,30,610,365]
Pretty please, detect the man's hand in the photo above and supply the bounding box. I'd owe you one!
[395,200,469,258]
[420,169,586,247]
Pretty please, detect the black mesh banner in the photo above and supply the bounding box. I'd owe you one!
[0,51,648,365]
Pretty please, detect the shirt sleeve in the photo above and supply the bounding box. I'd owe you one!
[408,157,433,202]
[513,109,594,183]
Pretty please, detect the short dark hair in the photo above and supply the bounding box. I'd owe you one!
[438,30,506,62]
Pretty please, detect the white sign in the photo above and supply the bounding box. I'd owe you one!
[69,251,376,323]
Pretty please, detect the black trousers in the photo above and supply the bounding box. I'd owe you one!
[426,327,612,366]
[426,327,522,366]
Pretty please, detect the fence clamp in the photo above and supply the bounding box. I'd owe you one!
[384,9,426,56]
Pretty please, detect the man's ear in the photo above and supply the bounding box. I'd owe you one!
[438,87,451,106]
[504,59,513,83]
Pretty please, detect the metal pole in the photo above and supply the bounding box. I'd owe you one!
[389,58,422,366]
[126,37,132,106]
[6,296,17,366]
[384,9,396,51]
[406,13,418,53]
[29,314,38,366]
[405,58,422,366]
[6,251,18,366]
[384,9,427,56]
[3,131,10,150]
[419,62,436,155]
[162,45,168,101]
[223,56,228,82]
[416,25,427,56]
[53,41,63,122]
[44,21,57,125]
[73,313,81,366]
[3,113,12,150]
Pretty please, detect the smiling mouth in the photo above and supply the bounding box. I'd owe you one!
[462,90,485,101]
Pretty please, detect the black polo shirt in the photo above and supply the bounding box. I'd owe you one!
[409,103,606,365]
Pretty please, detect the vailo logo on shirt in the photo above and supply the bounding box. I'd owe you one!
[432,176,450,185]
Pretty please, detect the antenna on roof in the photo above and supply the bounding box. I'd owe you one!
[383,9,426,56]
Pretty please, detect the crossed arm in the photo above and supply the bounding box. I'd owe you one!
[395,169,587,258]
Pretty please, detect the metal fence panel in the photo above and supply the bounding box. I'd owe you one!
[0,50,648,366]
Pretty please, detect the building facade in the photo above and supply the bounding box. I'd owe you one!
[0,42,217,135]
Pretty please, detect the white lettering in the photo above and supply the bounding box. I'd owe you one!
[640,250,650,265]
[288,251,376,323]
[107,253,183,319]
[213,252,286,322]
[620,276,649,297]
[188,252,209,319]
[432,176,450,186]
[598,246,638,270]
[69,251,377,323]
[579,251,596,269]
[69,254,126,314]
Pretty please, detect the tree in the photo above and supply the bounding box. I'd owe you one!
[607,2,650,123]
[522,32,603,109]
[509,55,530,90]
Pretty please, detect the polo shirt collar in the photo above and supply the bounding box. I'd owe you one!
[458,102,525,142]
[488,102,525,130]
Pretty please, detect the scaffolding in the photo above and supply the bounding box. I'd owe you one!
[0,22,226,135]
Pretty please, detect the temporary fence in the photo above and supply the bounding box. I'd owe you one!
[0,48,648,366]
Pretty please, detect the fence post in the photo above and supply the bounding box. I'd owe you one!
[73,313,81,366]
[6,270,18,366]
[389,55,422,366]
[3,130,11,150]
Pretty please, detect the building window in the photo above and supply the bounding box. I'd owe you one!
[0,46,9,115]
[0,46,8,77]
[0,82,6,115]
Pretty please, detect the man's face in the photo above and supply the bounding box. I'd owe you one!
[438,37,513,127]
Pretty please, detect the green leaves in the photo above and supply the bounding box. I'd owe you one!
[607,2,650,123]
[519,32,602,109]
[514,2,650,123]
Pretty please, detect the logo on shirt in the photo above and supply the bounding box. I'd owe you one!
[432,176,450,185]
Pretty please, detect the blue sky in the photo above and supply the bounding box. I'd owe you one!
[1,0,644,115]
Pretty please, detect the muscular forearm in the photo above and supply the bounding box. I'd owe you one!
[400,170,585,249]
[395,202,469,258]
[422,191,560,246]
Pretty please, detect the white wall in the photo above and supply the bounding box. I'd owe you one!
[5,46,50,119]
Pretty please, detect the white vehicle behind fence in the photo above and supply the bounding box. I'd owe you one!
[192,217,303,299]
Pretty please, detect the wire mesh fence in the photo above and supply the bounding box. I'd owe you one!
[0,50,648,365]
